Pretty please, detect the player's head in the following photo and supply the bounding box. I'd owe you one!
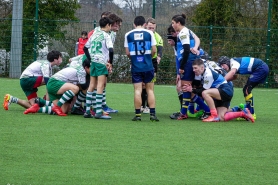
[101,11,112,18]
[134,16,145,27]
[82,59,91,74]
[146,17,156,32]
[171,14,186,32]
[108,13,122,32]
[192,58,205,76]
[99,17,112,30]
[81,31,88,39]
[167,34,176,46]
[218,56,231,71]
[47,50,62,64]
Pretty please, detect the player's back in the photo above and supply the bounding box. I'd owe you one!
[125,28,155,72]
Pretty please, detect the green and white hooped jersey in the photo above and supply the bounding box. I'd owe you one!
[20,60,52,79]
[51,65,86,85]
[85,29,113,65]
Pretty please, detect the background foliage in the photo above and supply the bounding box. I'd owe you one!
[0,0,277,87]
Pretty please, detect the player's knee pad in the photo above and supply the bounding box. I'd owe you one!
[243,84,253,97]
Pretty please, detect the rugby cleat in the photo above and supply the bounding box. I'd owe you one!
[3,94,11,110]
[177,114,188,120]
[242,108,255,123]
[132,116,141,121]
[95,113,111,119]
[24,103,40,114]
[52,105,67,116]
[202,115,220,122]
[150,115,159,122]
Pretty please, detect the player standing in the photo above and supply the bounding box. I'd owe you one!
[124,16,159,121]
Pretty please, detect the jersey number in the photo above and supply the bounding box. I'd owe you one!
[90,41,102,54]
[132,41,146,55]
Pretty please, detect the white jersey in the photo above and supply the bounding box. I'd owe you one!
[70,55,83,68]
[51,66,86,85]
[20,60,52,79]
[110,31,116,44]
[85,28,113,65]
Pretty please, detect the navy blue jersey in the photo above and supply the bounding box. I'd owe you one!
[231,57,264,74]
[124,28,157,72]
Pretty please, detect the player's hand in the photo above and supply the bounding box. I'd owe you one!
[179,69,184,74]
[182,83,192,92]
[106,63,112,73]
[157,56,161,64]
[190,47,200,55]
[176,74,180,84]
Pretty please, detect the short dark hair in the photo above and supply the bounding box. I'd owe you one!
[81,31,87,35]
[192,58,204,66]
[99,17,112,28]
[172,13,186,26]
[82,58,91,68]
[47,50,62,62]
[167,24,175,34]
[101,11,111,18]
[134,16,145,26]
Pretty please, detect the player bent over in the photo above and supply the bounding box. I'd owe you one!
[218,56,269,120]
[3,50,62,111]
[183,59,254,123]
[24,59,91,116]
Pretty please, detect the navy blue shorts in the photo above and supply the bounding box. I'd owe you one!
[180,60,195,81]
[132,70,155,83]
[214,83,233,108]
[248,63,269,84]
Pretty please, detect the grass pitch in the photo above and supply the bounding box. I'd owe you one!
[1,78,278,185]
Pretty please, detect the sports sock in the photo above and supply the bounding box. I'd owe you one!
[210,108,218,117]
[92,89,97,110]
[85,91,93,113]
[224,112,243,121]
[150,108,155,115]
[188,102,195,114]
[178,92,183,110]
[245,93,254,114]
[192,95,210,113]
[37,97,52,107]
[38,106,54,114]
[10,96,18,104]
[57,90,75,107]
[73,91,86,108]
[96,93,103,115]
[102,89,106,107]
[180,92,191,115]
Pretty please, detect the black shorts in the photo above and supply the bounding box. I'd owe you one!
[214,88,232,108]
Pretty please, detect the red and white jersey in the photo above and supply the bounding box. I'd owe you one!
[20,60,52,79]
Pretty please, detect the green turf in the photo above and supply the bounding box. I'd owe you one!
[1,78,278,185]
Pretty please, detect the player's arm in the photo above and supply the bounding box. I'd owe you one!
[124,34,131,59]
[225,68,238,81]
[151,45,157,58]
[125,47,130,59]
[83,46,91,61]
[190,30,200,55]
[179,43,190,70]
